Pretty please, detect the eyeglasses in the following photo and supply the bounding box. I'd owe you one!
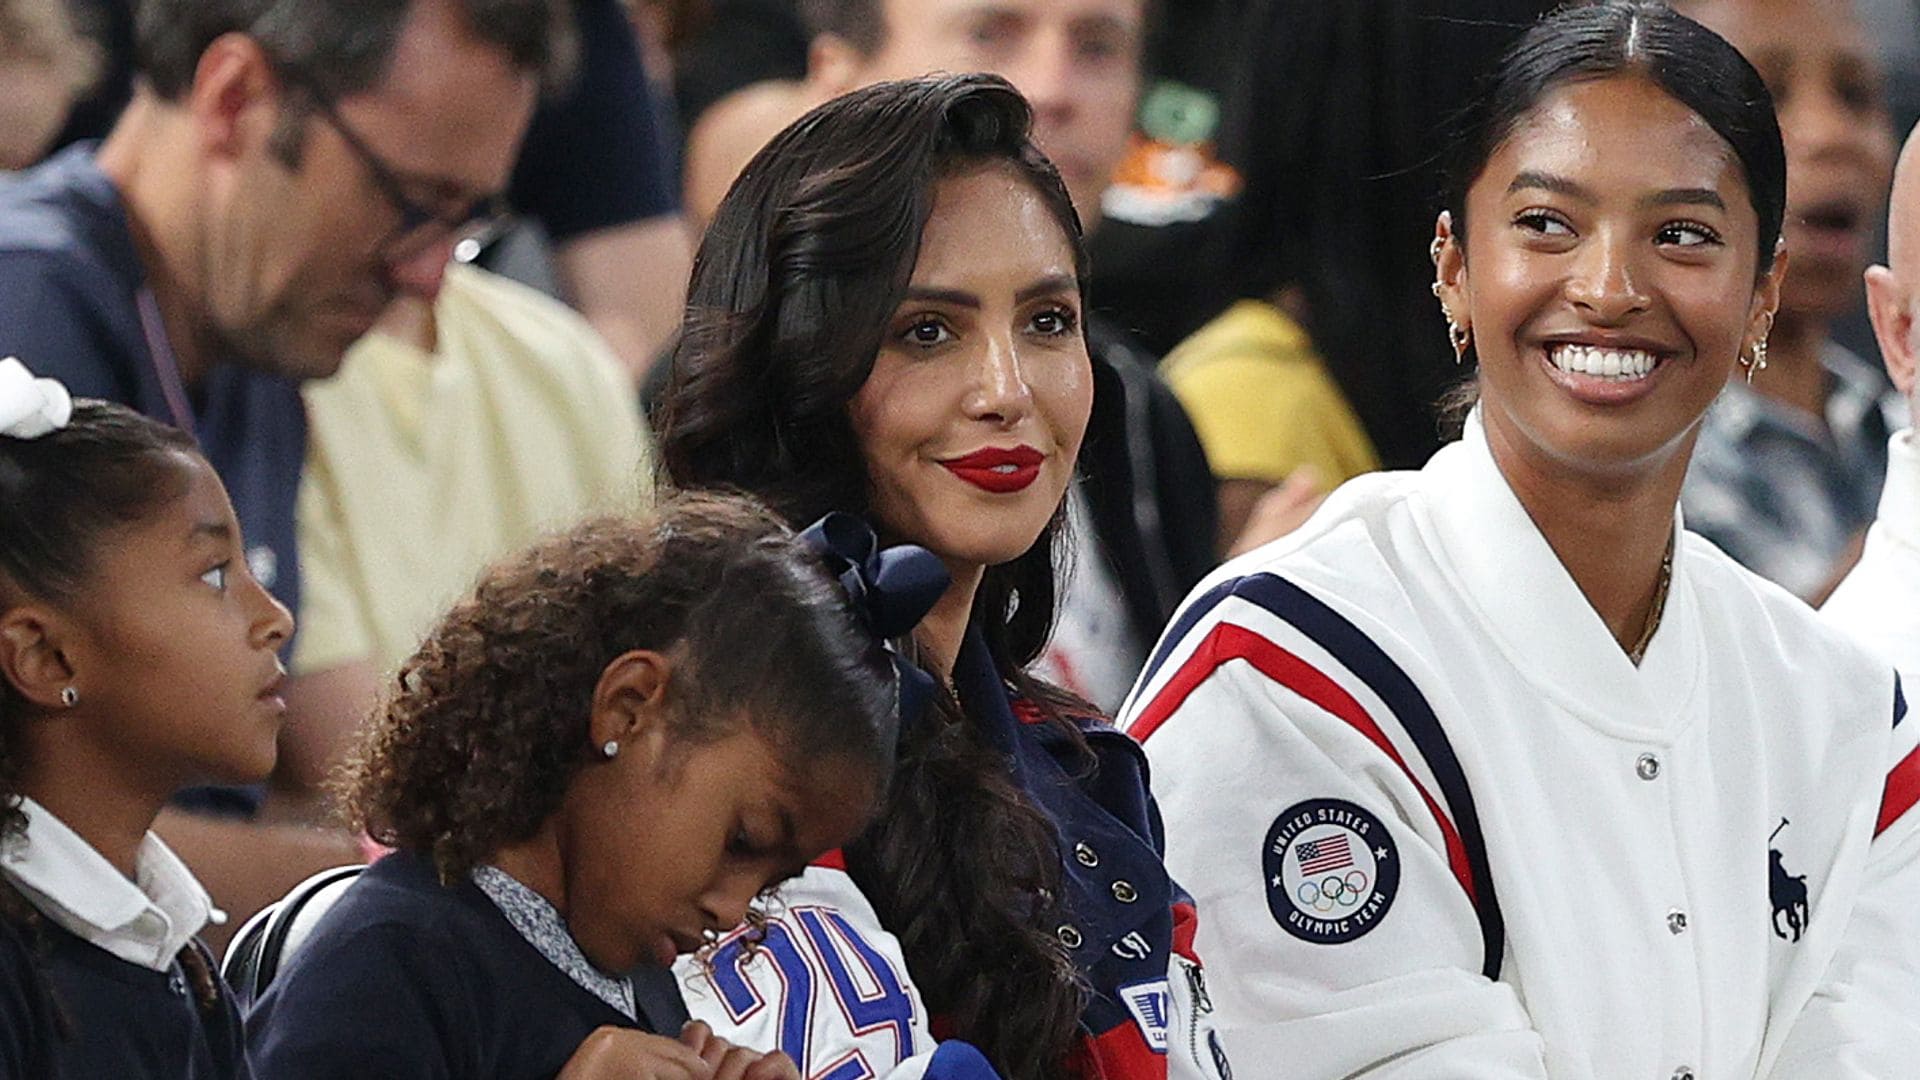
[279,68,508,262]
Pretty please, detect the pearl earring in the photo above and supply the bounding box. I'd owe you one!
[601,740,619,759]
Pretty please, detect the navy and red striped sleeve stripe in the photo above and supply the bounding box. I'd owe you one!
[1133,573,1505,979]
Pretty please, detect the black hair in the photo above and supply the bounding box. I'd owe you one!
[0,400,201,839]
[349,493,900,883]
[657,73,1091,1080]
[1444,0,1787,277]
[133,0,576,102]
[0,400,223,1050]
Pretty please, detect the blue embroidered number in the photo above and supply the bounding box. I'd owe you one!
[711,921,812,1056]
[709,908,917,1077]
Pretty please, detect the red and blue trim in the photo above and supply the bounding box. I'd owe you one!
[1134,573,1505,979]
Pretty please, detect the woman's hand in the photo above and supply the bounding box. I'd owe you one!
[556,1026,713,1079]
[680,1020,802,1080]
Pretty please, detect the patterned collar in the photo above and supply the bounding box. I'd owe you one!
[471,865,635,1019]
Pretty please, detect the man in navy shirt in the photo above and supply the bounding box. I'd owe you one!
[0,0,570,945]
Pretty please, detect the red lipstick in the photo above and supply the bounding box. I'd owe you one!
[941,445,1045,494]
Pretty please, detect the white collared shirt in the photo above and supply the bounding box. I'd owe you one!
[1824,430,1920,687]
[1123,415,1920,1079]
[0,797,218,971]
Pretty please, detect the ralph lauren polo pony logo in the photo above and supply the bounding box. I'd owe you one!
[1769,818,1808,943]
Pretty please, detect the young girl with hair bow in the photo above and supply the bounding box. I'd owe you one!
[0,356,293,1079]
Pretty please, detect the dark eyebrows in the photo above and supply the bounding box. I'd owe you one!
[903,275,1078,310]
[188,521,233,546]
[903,286,979,309]
[1507,170,1587,199]
[1506,170,1727,212]
[1016,274,1079,304]
[1643,187,1726,212]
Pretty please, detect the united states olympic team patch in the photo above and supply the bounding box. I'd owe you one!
[1264,798,1399,943]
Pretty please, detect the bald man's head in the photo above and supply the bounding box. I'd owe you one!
[1889,125,1920,283]
[1866,121,1920,399]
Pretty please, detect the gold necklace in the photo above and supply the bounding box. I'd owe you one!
[1626,532,1676,666]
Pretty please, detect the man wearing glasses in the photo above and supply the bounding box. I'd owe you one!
[0,0,571,944]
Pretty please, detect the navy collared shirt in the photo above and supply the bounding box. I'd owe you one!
[0,146,305,816]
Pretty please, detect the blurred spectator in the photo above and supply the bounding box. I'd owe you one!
[669,0,1219,710]
[672,0,807,129]
[505,0,692,379]
[0,0,567,945]
[44,0,131,151]
[0,0,100,170]
[1160,289,1378,552]
[1082,0,1244,356]
[1679,0,1904,602]
[293,262,651,750]
[1826,119,1920,686]
[1219,0,1553,469]
[47,0,692,382]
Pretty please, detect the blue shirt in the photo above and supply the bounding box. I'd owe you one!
[0,917,249,1080]
[246,851,682,1080]
[0,146,304,621]
[0,146,306,816]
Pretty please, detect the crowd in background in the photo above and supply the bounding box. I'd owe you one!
[2,0,1920,1077]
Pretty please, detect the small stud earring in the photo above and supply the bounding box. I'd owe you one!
[59,686,77,708]
[601,740,619,759]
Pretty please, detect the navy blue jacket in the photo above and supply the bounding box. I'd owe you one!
[245,851,680,1080]
[0,917,249,1080]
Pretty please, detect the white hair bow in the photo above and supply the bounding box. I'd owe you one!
[0,357,73,439]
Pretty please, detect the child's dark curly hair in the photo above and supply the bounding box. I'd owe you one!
[345,492,899,882]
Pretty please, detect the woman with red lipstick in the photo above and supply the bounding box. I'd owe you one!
[0,360,292,1079]
[1121,3,1920,1077]
[661,74,1224,1080]
[1675,0,1905,603]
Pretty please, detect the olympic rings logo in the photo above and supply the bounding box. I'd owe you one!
[1294,870,1372,913]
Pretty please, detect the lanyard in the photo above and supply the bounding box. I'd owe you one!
[135,286,196,439]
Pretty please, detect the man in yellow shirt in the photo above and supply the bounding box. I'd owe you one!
[291,260,649,794]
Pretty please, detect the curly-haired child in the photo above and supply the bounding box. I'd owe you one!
[245,493,940,1080]
[0,357,294,1079]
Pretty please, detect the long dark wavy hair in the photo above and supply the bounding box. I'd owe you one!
[657,73,1091,1079]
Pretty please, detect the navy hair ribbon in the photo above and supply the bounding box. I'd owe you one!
[798,513,949,734]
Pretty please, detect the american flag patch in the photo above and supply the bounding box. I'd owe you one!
[1296,834,1354,875]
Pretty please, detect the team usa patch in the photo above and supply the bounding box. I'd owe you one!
[1263,798,1399,943]
[1117,978,1171,1053]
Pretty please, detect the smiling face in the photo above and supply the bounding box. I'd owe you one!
[559,726,877,973]
[1681,0,1894,322]
[60,454,294,792]
[849,163,1093,572]
[1435,75,1782,483]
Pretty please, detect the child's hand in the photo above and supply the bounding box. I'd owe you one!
[679,1020,802,1080]
[557,1026,712,1079]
